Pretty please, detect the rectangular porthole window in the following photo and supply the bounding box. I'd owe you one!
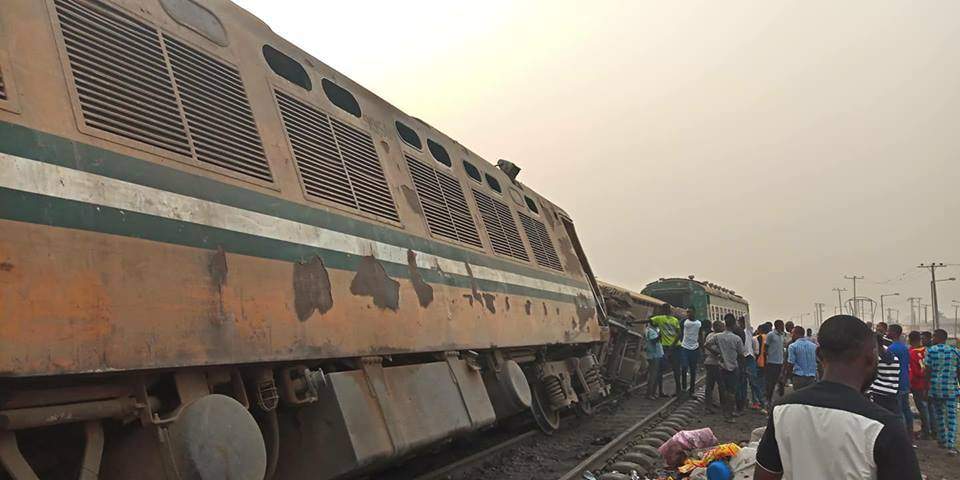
[263,45,311,91]
[321,78,361,117]
[395,120,422,150]
[427,139,452,167]
[463,160,482,183]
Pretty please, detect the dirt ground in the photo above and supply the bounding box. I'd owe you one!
[912,426,957,480]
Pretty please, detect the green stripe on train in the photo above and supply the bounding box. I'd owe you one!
[0,187,580,304]
[0,121,587,291]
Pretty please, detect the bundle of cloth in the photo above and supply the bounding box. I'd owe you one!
[685,427,765,480]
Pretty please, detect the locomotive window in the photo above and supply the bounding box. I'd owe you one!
[427,139,452,167]
[395,121,422,149]
[463,160,482,183]
[263,45,311,91]
[160,0,228,46]
[524,195,539,214]
[321,78,361,117]
[485,173,502,193]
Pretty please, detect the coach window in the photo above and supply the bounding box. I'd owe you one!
[427,139,452,167]
[321,78,361,117]
[395,121,422,149]
[263,45,311,90]
[485,173,502,193]
[463,160,482,183]
[524,195,539,214]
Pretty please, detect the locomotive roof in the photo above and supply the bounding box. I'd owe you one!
[598,280,665,307]
[644,277,748,304]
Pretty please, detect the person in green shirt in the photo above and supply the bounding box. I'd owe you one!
[650,303,682,397]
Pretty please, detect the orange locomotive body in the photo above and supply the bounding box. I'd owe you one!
[0,1,609,478]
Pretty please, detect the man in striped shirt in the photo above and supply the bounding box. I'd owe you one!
[868,335,902,416]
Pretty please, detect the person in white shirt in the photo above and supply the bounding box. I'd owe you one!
[680,308,703,395]
[738,316,764,409]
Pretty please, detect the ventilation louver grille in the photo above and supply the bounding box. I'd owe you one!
[519,212,563,271]
[54,0,273,182]
[276,91,399,222]
[473,190,529,262]
[165,37,271,182]
[406,156,482,247]
[55,0,191,156]
[330,118,399,222]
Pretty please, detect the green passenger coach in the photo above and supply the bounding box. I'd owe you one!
[641,276,750,326]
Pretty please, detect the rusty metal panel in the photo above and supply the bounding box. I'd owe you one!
[274,359,495,479]
[0,216,602,375]
[0,0,606,378]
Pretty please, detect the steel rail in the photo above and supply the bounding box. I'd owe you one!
[557,376,706,480]
[411,371,678,480]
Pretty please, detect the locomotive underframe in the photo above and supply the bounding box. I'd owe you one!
[0,343,610,480]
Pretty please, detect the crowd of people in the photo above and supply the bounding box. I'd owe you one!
[644,304,960,478]
[645,305,821,422]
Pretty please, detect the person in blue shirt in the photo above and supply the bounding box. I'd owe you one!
[885,324,912,432]
[644,321,665,400]
[784,326,818,389]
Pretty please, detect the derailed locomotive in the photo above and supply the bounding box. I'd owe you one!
[0,1,612,478]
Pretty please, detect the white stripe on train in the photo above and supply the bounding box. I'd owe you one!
[0,153,592,299]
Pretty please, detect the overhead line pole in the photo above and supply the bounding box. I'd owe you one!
[907,297,921,326]
[844,275,864,318]
[833,288,847,315]
[880,293,899,326]
[918,262,954,330]
[953,300,960,340]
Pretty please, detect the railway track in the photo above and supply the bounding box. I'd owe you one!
[382,375,705,480]
[558,388,705,480]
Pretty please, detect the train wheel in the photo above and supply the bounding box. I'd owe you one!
[531,386,560,433]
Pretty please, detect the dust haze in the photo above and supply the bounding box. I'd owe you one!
[235,0,960,325]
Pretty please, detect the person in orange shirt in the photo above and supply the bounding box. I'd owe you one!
[755,323,770,409]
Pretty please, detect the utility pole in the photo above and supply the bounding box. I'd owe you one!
[815,303,826,328]
[953,300,959,340]
[922,304,930,324]
[907,297,921,325]
[918,263,953,330]
[880,293,899,327]
[844,275,864,318]
[833,288,847,315]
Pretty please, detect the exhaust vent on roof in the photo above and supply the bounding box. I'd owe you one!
[54,0,191,156]
[406,156,482,248]
[473,189,529,262]
[519,212,563,271]
[165,36,271,182]
[275,91,399,222]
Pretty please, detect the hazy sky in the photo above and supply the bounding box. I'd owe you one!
[234,0,959,326]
